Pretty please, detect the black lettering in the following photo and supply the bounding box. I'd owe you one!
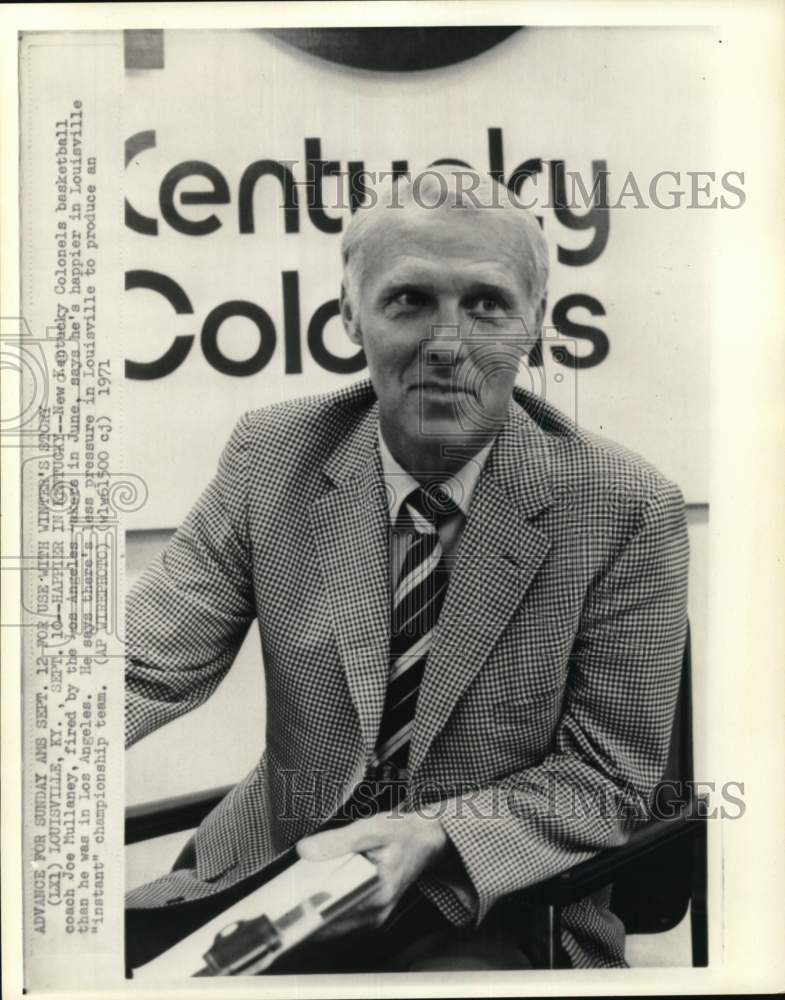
[124,130,158,236]
[507,158,543,218]
[487,127,504,184]
[124,270,194,379]
[390,160,410,182]
[429,158,473,168]
[304,138,343,233]
[347,161,369,213]
[551,294,609,369]
[160,161,230,236]
[308,300,365,374]
[201,301,276,376]
[238,160,299,234]
[551,160,610,266]
[282,271,302,375]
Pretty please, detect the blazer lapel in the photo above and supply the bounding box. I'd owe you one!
[409,401,554,776]
[308,402,391,762]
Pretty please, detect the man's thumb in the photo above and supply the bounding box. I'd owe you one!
[297,815,389,860]
[296,827,350,861]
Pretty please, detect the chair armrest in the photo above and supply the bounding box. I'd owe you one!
[125,784,234,845]
[509,806,705,907]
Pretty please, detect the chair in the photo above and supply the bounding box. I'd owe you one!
[125,627,707,970]
[505,624,708,967]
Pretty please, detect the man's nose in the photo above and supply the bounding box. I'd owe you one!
[426,299,463,341]
[423,306,465,373]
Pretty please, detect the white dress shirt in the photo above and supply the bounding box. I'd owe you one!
[377,429,495,589]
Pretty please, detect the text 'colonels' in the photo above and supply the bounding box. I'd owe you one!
[124,128,616,380]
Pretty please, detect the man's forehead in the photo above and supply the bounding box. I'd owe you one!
[369,200,515,245]
[371,254,522,291]
[359,207,530,290]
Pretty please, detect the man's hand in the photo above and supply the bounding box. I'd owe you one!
[295,810,449,940]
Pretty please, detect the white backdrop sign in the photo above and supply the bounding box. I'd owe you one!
[123,27,722,527]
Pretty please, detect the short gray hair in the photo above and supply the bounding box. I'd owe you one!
[341,168,549,309]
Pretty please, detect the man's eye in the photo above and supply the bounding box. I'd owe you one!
[393,291,426,309]
[469,296,506,314]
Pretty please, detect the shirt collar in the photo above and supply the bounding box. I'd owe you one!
[377,427,495,525]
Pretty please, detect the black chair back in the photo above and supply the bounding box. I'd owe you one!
[609,625,696,934]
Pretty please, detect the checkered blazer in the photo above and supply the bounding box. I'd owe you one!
[126,378,689,969]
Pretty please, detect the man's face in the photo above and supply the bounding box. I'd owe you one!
[343,207,544,455]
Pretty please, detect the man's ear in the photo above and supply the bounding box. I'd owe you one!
[525,292,548,364]
[340,284,362,346]
[535,292,547,334]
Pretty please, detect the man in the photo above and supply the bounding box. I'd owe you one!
[125,170,689,972]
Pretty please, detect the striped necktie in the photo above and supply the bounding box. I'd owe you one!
[372,484,460,776]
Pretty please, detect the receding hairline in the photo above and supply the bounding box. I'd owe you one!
[341,171,549,304]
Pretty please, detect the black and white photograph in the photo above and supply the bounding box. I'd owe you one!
[122,22,710,977]
[2,3,785,997]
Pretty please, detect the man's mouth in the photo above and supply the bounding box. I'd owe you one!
[415,381,473,396]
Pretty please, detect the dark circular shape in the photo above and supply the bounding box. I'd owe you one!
[266,27,521,73]
[201,300,277,377]
[307,299,366,375]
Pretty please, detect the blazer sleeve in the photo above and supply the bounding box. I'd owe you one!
[429,476,690,926]
[125,415,256,747]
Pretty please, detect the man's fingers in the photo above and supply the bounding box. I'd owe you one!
[375,839,402,868]
[362,845,388,866]
[296,815,393,861]
[307,890,389,941]
[309,897,396,942]
[309,917,356,941]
